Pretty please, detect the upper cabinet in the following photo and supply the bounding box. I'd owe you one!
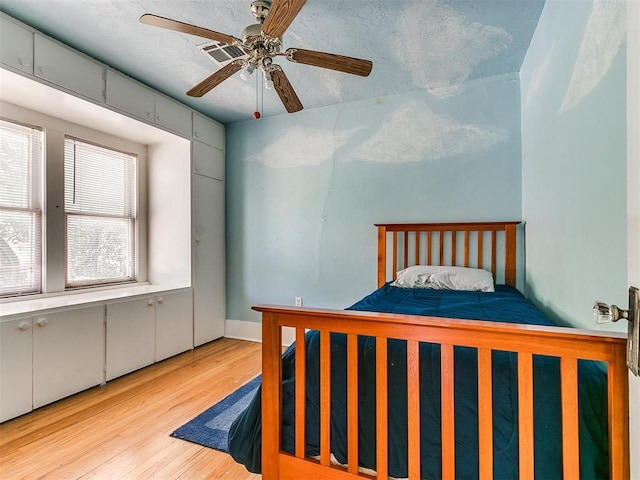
[0,15,33,74]
[34,34,104,103]
[105,69,155,123]
[155,94,192,138]
[193,112,224,150]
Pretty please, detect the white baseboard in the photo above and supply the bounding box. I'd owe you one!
[224,319,296,346]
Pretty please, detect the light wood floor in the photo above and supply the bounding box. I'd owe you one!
[0,338,263,480]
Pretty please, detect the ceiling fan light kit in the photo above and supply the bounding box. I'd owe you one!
[140,0,372,116]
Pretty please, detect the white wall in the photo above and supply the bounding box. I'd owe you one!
[627,0,639,476]
[520,0,627,330]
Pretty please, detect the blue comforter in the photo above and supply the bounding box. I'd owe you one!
[228,285,609,479]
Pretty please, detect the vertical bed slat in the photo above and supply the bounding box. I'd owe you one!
[427,232,432,266]
[393,232,398,280]
[491,231,497,280]
[441,344,455,479]
[463,231,470,267]
[404,232,409,269]
[478,231,484,270]
[295,327,306,459]
[407,340,421,480]
[377,226,386,288]
[415,231,420,266]
[517,352,534,478]
[608,343,630,479]
[451,232,457,266]
[439,232,445,266]
[505,224,517,286]
[478,348,493,479]
[261,313,281,479]
[376,338,389,479]
[560,357,580,480]
[320,330,331,466]
[347,334,359,474]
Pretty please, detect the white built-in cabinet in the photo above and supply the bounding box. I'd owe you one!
[0,306,104,422]
[192,171,226,345]
[0,12,226,422]
[32,307,104,408]
[105,290,193,381]
[0,318,33,422]
[0,15,33,74]
[34,34,104,103]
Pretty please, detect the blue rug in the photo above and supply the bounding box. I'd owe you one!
[170,375,261,452]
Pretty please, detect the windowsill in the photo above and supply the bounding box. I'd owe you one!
[0,283,191,319]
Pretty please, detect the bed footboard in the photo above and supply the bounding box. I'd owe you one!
[255,306,629,480]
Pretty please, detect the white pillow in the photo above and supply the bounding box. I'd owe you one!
[391,265,495,292]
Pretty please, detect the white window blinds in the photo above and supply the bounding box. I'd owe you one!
[64,137,137,287]
[0,119,43,297]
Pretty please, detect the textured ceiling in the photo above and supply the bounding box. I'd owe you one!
[0,0,545,125]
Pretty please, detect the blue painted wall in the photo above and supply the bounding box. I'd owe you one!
[520,0,627,329]
[226,76,523,322]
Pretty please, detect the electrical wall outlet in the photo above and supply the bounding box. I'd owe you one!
[295,297,303,307]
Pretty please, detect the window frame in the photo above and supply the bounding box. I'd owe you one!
[63,136,139,289]
[0,117,43,298]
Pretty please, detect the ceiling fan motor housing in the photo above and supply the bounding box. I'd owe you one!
[242,23,282,57]
[250,0,271,23]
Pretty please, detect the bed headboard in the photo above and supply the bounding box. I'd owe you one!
[376,222,521,288]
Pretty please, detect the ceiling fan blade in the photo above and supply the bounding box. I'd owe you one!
[285,48,373,77]
[261,0,307,38]
[140,13,240,45]
[187,60,244,97]
[271,66,303,113]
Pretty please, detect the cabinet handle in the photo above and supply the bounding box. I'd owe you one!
[147,299,155,306]
[194,131,200,138]
[147,111,153,119]
[18,321,31,331]
[19,57,31,67]
[156,115,162,122]
[39,66,49,75]
[194,236,200,243]
[157,297,164,304]
[36,318,49,327]
[194,165,200,172]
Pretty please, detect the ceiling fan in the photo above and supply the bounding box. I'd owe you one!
[140,0,373,115]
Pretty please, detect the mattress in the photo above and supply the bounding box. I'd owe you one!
[228,284,609,479]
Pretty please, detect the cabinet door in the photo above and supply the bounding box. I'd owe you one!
[105,297,156,381]
[192,141,224,180]
[155,290,193,361]
[32,306,104,409]
[0,16,33,74]
[155,95,192,137]
[105,69,155,122]
[193,112,224,149]
[34,34,104,102]
[0,318,33,422]
[192,174,225,346]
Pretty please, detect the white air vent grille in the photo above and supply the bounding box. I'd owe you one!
[198,41,248,67]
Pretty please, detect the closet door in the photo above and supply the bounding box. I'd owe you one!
[192,173,225,346]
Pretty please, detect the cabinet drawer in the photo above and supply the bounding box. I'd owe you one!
[155,95,192,137]
[34,34,104,102]
[193,112,224,149]
[0,16,33,74]
[192,141,224,180]
[105,70,155,122]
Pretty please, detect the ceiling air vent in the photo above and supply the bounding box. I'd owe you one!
[197,41,248,68]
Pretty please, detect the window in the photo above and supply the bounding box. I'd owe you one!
[64,137,137,288]
[0,119,43,297]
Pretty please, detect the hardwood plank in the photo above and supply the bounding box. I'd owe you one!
[0,338,262,480]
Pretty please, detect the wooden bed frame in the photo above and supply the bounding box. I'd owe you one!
[253,222,629,480]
